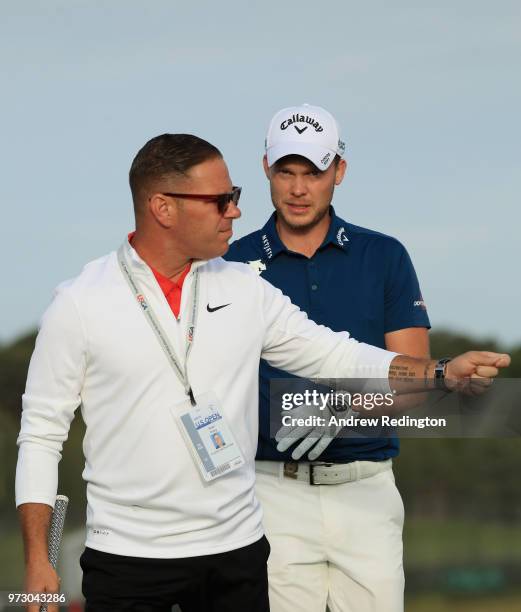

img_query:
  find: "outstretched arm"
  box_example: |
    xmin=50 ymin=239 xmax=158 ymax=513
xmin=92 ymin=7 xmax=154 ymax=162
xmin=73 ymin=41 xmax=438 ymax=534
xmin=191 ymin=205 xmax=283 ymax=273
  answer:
xmin=276 ymin=351 xmax=510 ymax=460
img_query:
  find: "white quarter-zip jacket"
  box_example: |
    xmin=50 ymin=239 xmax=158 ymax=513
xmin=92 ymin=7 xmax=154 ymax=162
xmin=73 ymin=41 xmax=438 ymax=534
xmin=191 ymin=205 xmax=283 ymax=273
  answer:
xmin=16 ymin=239 xmax=395 ymax=558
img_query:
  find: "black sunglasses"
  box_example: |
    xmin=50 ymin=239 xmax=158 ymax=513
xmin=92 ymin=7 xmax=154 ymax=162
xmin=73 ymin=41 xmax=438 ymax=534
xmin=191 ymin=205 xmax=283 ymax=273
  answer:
xmin=161 ymin=186 xmax=242 ymax=214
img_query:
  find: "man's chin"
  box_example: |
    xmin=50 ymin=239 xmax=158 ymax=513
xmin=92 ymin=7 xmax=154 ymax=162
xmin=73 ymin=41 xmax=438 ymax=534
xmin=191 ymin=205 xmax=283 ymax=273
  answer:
xmin=281 ymin=216 xmax=319 ymax=232
xmin=219 ymin=243 xmax=231 ymax=257
xmin=276 ymin=208 xmax=326 ymax=232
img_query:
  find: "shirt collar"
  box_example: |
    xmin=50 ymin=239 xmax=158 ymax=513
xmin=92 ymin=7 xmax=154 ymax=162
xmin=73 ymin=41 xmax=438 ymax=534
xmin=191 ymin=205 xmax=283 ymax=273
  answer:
xmin=259 ymin=206 xmax=350 ymax=258
xmin=322 ymin=206 xmax=350 ymax=252
xmin=258 ymin=214 xmax=287 ymax=260
xmin=124 ymin=232 xmax=207 ymax=276
xmin=151 ymin=263 xmax=191 ymax=295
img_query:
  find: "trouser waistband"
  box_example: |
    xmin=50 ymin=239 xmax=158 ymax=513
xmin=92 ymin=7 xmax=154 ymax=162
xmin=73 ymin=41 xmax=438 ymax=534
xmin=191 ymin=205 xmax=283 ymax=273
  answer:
xmin=255 ymin=459 xmax=392 ymax=485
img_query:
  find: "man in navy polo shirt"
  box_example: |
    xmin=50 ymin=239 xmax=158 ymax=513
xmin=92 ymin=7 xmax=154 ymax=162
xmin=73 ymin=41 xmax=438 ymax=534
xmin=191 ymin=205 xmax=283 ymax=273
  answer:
xmin=225 ymin=104 xmax=431 ymax=612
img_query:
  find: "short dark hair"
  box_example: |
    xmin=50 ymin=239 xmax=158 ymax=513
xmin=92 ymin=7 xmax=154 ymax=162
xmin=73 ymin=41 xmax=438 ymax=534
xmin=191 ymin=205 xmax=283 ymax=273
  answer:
xmin=129 ymin=133 xmax=222 ymax=213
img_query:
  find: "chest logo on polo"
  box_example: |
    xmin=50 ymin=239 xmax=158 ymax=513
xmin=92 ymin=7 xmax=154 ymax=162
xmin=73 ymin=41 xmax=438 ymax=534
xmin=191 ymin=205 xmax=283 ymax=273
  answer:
xmin=336 ymin=227 xmax=349 ymax=245
xmin=247 ymin=259 xmax=267 ymax=275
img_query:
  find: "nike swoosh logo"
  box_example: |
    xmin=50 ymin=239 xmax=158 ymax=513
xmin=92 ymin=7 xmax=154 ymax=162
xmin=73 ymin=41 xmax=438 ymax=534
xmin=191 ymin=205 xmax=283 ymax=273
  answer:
xmin=294 ymin=125 xmax=308 ymax=134
xmin=207 ymin=303 xmax=231 ymax=313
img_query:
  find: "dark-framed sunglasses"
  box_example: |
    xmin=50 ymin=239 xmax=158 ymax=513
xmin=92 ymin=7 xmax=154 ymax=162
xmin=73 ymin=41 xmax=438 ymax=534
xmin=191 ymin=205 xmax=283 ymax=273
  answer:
xmin=161 ymin=186 xmax=242 ymax=214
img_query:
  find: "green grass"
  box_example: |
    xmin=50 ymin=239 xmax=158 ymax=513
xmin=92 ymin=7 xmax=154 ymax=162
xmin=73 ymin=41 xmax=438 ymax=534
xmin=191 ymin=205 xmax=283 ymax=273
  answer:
xmin=404 ymin=518 xmax=521 ymax=568
xmin=405 ymin=593 xmax=521 ymax=612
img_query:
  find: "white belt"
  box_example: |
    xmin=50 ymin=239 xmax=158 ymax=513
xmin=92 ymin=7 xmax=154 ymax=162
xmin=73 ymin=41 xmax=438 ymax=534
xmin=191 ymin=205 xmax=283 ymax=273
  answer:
xmin=255 ymin=459 xmax=392 ymax=485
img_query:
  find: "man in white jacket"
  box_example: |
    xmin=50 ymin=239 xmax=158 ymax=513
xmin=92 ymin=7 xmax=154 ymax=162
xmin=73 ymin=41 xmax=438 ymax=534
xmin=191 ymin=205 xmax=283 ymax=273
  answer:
xmin=16 ymin=133 xmax=510 ymax=612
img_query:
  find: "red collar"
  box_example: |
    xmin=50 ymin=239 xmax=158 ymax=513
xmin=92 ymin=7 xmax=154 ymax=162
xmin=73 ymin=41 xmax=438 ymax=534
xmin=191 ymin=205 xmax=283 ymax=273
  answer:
xmin=128 ymin=231 xmax=191 ymax=317
xmin=151 ymin=263 xmax=191 ymax=295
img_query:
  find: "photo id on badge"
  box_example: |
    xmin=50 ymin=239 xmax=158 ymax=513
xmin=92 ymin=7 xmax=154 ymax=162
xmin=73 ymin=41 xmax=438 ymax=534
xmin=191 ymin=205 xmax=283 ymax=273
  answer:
xmin=175 ymin=392 xmax=245 ymax=482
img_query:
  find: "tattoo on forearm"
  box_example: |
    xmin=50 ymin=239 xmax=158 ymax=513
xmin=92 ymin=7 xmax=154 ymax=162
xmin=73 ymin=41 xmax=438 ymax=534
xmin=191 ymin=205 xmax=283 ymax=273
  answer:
xmin=389 ymin=364 xmax=418 ymax=383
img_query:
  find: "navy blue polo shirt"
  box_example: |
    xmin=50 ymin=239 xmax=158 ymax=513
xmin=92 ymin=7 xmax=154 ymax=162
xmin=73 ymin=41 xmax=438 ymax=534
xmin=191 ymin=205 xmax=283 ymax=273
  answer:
xmin=225 ymin=207 xmax=430 ymax=462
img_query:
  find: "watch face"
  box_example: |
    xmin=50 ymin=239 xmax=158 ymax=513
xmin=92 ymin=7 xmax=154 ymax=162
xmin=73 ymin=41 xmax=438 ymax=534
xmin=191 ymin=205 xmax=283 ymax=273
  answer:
xmin=434 ymin=359 xmax=451 ymax=390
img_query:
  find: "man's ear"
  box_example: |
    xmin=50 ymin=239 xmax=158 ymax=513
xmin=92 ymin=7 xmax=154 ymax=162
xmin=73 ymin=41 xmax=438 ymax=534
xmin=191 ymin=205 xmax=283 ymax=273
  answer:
xmin=335 ymin=159 xmax=347 ymax=186
xmin=262 ymin=155 xmax=271 ymax=179
xmin=148 ymin=193 xmax=175 ymax=228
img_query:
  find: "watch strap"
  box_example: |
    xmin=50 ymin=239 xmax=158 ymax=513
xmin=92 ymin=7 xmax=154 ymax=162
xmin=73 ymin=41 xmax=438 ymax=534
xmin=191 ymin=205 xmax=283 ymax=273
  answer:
xmin=434 ymin=358 xmax=452 ymax=391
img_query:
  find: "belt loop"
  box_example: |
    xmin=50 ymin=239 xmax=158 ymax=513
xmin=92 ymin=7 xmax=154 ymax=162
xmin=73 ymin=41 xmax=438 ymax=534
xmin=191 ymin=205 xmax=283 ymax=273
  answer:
xmin=354 ymin=461 xmax=361 ymax=482
xmin=278 ymin=462 xmax=284 ymax=480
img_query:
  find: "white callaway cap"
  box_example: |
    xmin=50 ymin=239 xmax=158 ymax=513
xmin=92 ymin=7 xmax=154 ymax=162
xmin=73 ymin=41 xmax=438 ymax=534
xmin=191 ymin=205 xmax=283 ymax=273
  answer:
xmin=265 ymin=103 xmax=345 ymax=171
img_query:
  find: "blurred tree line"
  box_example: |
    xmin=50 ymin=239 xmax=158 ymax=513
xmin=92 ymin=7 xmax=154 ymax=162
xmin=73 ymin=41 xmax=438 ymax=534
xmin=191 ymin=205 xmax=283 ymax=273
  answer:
xmin=1 ymin=329 xmax=520 ymax=527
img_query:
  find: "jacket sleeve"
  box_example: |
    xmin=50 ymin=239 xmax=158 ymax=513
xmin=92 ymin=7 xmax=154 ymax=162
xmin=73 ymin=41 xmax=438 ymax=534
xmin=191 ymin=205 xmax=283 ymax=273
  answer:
xmin=258 ymin=275 xmax=396 ymax=384
xmin=15 ymin=286 xmax=86 ymax=507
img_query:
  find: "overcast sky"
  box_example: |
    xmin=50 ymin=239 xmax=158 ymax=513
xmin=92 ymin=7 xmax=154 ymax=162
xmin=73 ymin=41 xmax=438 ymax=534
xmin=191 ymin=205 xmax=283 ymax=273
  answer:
xmin=1 ymin=1 xmax=519 ymax=346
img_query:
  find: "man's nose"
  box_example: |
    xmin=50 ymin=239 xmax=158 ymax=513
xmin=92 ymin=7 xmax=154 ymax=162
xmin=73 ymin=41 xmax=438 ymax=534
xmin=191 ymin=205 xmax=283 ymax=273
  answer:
xmin=224 ymin=201 xmax=241 ymax=219
xmin=290 ymin=176 xmax=308 ymax=196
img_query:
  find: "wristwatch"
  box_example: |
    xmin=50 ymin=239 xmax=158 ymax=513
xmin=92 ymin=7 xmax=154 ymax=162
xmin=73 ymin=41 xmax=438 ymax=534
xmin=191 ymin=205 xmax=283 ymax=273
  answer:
xmin=434 ymin=358 xmax=452 ymax=391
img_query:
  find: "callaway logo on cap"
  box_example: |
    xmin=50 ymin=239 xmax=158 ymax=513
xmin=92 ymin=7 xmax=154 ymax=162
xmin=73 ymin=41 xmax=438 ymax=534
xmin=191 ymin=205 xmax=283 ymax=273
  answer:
xmin=265 ymin=103 xmax=346 ymax=170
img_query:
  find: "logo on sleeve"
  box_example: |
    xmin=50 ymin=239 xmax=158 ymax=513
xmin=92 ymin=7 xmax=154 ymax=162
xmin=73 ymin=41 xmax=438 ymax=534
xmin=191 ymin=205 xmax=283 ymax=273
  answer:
xmin=413 ymin=295 xmax=427 ymax=310
xmin=248 ymin=259 xmax=267 ymax=275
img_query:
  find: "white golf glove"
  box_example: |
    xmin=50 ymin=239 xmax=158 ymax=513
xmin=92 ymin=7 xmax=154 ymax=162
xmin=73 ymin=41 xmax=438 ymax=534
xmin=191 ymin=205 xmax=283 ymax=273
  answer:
xmin=275 ymin=398 xmax=354 ymax=461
